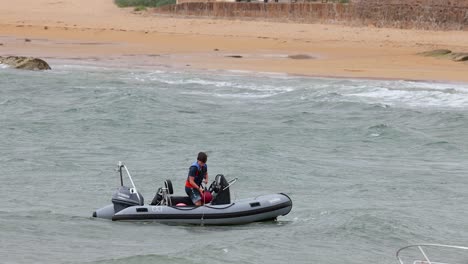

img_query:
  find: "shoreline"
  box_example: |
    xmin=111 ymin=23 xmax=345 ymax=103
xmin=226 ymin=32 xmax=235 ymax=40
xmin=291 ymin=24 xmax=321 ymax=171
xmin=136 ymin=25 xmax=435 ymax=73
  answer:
xmin=8 ymin=55 xmax=467 ymax=87
xmin=1 ymin=1 xmax=468 ymax=83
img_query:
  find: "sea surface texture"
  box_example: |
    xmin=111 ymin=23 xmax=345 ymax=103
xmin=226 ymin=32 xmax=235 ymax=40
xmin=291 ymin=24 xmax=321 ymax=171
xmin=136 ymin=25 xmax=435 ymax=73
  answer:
xmin=1 ymin=62 xmax=468 ymax=264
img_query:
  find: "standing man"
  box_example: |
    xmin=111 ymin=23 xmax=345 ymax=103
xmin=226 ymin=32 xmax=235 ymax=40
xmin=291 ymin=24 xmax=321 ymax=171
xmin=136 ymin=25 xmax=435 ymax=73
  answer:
xmin=185 ymin=152 xmax=208 ymax=206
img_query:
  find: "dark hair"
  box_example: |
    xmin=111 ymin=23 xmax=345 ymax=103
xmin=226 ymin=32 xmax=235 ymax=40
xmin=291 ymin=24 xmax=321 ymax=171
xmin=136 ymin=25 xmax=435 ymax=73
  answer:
xmin=197 ymin=152 xmax=207 ymax=163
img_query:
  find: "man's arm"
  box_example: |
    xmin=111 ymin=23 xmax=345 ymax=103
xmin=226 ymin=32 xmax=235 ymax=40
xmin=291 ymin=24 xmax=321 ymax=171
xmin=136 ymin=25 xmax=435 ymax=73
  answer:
xmin=188 ymin=176 xmax=203 ymax=193
xmin=204 ymin=172 xmax=208 ymax=184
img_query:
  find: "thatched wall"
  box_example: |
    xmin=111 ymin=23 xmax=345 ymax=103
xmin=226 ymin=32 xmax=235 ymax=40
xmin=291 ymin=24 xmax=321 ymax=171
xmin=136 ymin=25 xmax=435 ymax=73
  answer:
xmin=153 ymin=1 xmax=468 ymax=30
xmin=353 ymin=0 xmax=468 ymax=29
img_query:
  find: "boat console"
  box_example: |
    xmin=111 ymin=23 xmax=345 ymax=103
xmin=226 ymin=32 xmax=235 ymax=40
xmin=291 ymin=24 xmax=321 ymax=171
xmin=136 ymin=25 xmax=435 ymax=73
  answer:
xmin=149 ymin=174 xmax=236 ymax=206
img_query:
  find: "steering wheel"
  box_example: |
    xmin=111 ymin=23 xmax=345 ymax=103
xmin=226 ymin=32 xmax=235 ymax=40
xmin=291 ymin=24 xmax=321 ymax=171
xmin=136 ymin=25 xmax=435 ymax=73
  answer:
xmin=209 ymin=174 xmax=225 ymax=193
xmin=208 ymin=181 xmax=216 ymax=193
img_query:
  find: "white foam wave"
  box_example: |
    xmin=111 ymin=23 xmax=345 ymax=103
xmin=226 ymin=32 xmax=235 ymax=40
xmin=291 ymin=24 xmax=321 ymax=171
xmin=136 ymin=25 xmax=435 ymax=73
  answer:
xmin=225 ymin=69 xmax=255 ymax=74
xmin=214 ymin=92 xmax=284 ymax=99
xmin=213 ymin=69 xmax=293 ymax=79
xmin=143 ymin=74 xmax=295 ymax=97
xmin=0 ymin=64 xmax=9 ymax=69
xmin=341 ymin=80 xmax=468 ymax=108
xmin=181 ymin=89 xmax=289 ymax=99
xmin=54 ymin=64 xmax=120 ymax=73
xmin=91 ymin=67 xmax=468 ymax=107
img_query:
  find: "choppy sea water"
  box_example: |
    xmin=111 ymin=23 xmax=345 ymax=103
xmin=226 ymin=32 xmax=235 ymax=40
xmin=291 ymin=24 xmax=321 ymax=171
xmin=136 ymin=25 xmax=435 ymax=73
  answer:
xmin=1 ymin=60 xmax=468 ymax=264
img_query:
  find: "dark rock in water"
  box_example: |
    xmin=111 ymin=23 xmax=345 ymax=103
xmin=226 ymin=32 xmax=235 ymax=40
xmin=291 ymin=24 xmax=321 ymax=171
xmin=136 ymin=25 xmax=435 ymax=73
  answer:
xmin=226 ymin=55 xmax=243 ymax=58
xmin=418 ymin=49 xmax=452 ymax=57
xmin=451 ymin=53 xmax=468 ymax=62
xmin=0 ymin=56 xmax=51 ymax=70
xmin=288 ymin=54 xmax=314 ymax=60
xmin=418 ymin=49 xmax=468 ymax=64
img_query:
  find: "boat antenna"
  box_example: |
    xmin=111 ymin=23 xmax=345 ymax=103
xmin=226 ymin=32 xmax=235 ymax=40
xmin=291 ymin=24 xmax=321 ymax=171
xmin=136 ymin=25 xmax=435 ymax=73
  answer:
xmin=117 ymin=161 xmax=141 ymax=204
xmin=118 ymin=161 xmax=124 ymax=186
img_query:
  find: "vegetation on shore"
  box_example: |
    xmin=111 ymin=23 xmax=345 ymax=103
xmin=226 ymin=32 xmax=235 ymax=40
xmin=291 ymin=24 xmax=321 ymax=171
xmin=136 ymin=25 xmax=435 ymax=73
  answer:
xmin=419 ymin=49 xmax=468 ymax=62
xmin=114 ymin=0 xmax=176 ymax=8
xmin=115 ymin=0 xmax=348 ymax=6
xmin=133 ymin=6 xmax=147 ymax=11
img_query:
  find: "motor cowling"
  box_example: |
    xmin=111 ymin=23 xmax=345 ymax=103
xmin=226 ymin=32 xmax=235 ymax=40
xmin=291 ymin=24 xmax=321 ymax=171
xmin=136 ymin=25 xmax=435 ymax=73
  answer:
xmin=210 ymin=174 xmax=231 ymax=205
xmin=112 ymin=186 xmax=144 ymax=213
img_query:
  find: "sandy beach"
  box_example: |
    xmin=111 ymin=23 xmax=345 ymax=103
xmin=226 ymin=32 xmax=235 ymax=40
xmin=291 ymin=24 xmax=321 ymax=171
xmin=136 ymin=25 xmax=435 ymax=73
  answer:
xmin=1 ymin=0 xmax=468 ymax=82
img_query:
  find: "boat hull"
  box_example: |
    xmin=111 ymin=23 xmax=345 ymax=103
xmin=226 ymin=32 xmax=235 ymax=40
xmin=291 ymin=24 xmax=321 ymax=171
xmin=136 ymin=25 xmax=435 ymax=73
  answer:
xmin=94 ymin=193 xmax=292 ymax=225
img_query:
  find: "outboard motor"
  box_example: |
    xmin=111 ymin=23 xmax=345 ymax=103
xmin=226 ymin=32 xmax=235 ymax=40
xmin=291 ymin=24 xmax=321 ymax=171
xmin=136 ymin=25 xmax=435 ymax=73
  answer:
xmin=210 ymin=174 xmax=231 ymax=205
xmin=112 ymin=186 xmax=144 ymax=213
xmin=93 ymin=162 xmax=146 ymax=219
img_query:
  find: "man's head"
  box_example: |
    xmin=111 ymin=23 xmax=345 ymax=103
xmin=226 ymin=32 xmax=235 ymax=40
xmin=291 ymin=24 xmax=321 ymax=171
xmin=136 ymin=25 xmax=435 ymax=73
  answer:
xmin=197 ymin=152 xmax=207 ymax=164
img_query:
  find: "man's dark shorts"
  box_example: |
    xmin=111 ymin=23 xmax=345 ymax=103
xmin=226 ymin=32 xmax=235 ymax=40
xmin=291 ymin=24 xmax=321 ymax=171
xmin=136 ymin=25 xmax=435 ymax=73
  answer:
xmin=185 ymin=187 xmax=201 ymax=204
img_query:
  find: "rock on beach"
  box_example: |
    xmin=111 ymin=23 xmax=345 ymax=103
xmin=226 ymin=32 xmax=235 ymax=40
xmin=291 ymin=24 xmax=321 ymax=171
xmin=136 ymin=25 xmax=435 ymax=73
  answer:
xmin=0 ymin=56 xmax=51 ymax=70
